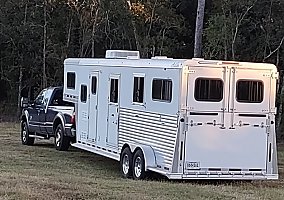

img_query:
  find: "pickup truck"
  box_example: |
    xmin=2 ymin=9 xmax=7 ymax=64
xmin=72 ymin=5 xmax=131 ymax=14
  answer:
xmin=20 ymin=86 xmax=75 ymax=151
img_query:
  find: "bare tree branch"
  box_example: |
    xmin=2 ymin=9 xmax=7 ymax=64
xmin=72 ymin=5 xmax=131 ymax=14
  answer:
xmin=263 ymin=35 xmax=284 ymax=61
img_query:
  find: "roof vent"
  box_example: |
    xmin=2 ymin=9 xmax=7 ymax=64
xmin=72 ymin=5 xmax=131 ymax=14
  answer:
xmin=105 ymin=50 xmax=140 ymax=59
xmin=151 ymin=56 xmax=173 ymax=60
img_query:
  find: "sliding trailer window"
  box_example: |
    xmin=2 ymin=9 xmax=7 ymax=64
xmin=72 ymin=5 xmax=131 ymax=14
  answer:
xmin=194 ymin=78 xmax=223 ymax=102
xmin=133 ymin=75 xmax=145 ymax=103
xmin=67 ymin=72 xmax=76 ymax=89
xmin=80 ymin=85 xmax=87 ymax=103
xmin=236 ymin=80 xmax=264 ymax=103
xmin=110 ymin=78 xmax=119 ymax=103
xmin=152 ymin=79 xmax=172 ymax=102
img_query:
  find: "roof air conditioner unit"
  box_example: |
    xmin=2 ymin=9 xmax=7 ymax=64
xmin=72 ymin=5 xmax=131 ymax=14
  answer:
xmin=105 ymin=50 xmax=140 ymax=59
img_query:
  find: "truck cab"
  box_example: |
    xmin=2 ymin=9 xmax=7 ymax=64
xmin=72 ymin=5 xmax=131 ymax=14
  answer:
xmin=20 ymin=87 xmax=75 ymax=150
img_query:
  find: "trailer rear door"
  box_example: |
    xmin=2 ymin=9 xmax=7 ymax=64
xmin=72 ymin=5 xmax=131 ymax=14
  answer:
xmin=184 ymin=66 xmax=271 ymax=173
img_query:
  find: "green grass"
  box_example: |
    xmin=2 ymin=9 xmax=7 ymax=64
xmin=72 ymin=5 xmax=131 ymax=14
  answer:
xmin=0 ymin=122 xmax=284 ymax=200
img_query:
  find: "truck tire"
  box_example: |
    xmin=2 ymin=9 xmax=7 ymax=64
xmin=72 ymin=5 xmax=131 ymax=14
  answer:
xmin=132 ymin=149 xmax=146 ymax=180
xmin=55 ymin=124 xmax=70 ymax=151
xmin=21 ymin=121 xmax=35 ymax=145
xmin=120 ymin=147 xmax=133 ymax=178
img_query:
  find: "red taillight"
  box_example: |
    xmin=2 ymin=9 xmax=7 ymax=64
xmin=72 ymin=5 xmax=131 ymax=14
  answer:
xmin=71 ymin=112 xmax=75 ymax=124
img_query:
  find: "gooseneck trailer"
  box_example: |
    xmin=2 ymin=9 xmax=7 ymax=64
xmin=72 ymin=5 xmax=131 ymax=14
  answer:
xmin=63 ymin=50 xmax=278 ymax=180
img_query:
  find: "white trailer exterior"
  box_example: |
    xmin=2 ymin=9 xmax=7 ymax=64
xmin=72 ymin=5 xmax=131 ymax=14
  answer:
xmin=63 ymin=50 xmax=278 ymax=180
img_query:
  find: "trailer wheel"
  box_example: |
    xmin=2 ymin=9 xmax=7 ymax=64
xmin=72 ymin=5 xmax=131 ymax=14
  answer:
xmin=55 ymin=124 xmax=70 ymax=151
xmin=133 ymin=149 xmax=146 ymax=180
xmin=120 ymin=147 xmax=133 ymax=178
xmin=21 ymin=121 xmax=35 ymax=145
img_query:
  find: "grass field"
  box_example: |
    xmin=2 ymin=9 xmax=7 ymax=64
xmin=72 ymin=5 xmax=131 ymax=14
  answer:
xmin=0 ymin=123 xmax=284 ymax=200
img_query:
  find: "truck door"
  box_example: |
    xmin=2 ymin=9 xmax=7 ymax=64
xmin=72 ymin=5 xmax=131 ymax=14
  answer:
xmin=88 ymin=72 xmax=99 ymax=143
xmin=39 ymin=88 xmax=54 ymax=134
xmin=107 ymin=74 xmax=120 ymax=149
xmin=29 ymin=89 xmax=49 ymax=133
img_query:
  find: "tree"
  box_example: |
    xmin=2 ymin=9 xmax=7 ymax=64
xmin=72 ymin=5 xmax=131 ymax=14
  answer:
xmin=194 ymin=0 xmax=205 ymax=58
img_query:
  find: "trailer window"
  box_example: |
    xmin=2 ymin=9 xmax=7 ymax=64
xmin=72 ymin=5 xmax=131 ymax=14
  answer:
xmin=236 ymin=80 xmax=263 ymax=103
xmin=152 ymin=79 xmax=172 ymax=102
xmin=133 ymin=77 xmax=144 ymax=103
xmin=80 ymin=85 xmax=87 ymax=103
xmin=110 ymin=79 xmax=119 ymax=103
xmin=194 ymin=78 xmax=223 ymax=102
xmin=67 ymin=72 xmax=76 ymax=89
xmin=91 ymin=76 xmax=97 ymax=95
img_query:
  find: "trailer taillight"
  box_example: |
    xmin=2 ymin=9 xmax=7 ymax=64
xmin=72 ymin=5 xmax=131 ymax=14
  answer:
xmin=71 ymin=112 xmax=75 ymax=124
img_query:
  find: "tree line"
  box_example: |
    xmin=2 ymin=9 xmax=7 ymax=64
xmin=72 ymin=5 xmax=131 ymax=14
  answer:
xmin=0 ymin=0 xmax=283 ymax=129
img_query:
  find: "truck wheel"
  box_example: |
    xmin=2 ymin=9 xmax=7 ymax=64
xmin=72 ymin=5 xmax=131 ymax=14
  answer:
xmin=21 ymin=121 xmax=35 ymax=145
xmin=120 ymin=147 xmax=133 ymax=178
xmin=132 ymin=149 xmax=146 ymax=180
xmin=55 ymin=124 xmax=70 ymax=151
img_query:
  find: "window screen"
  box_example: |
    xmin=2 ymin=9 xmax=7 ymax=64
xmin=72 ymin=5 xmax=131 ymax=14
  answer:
xmin=67 ymin=72 xmax=76 ymax=89
xmin=152 ymin=79 xmax=172 ymax=102
xmin=91 ymin=76 xmax=97 ymax=95
xmin=236 ymin=80 xmax=263 ymax=103
xmin=80 ymin=85 xmax=87 ymax=103
xmin=110 ymin=79 xmax=119 ymax=103
xmin=133 ymin=77 xmax=144 ymax=103
xmin=194 ymin=78 xmax=223 ymax=102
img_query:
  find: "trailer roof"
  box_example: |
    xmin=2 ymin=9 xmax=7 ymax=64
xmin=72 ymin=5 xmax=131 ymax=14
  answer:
xmin=64 ymin=58 xmax=277 ymax=70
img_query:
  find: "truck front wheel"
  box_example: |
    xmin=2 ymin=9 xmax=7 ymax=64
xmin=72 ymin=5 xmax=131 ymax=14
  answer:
xmin=21 ymin=121 xmax=35 ymax=145
xmin=55 ymin=124 xmax=70 ymax=151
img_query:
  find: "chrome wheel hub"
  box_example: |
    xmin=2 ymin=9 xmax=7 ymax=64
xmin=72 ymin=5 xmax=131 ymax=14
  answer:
xmin=22 ymin=127 xmax=27 ymax=142
xmin=134 ymin=157 xmax=142 ymax=178
xmin=122 ymin=154 xmax=130 ymax=175
xmin=55 ymin=129 xmax=61 ymax=147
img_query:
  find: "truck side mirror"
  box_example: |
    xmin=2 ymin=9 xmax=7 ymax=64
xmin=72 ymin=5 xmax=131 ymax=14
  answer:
xmin=20 ymin=97 xmax=29 ymax=108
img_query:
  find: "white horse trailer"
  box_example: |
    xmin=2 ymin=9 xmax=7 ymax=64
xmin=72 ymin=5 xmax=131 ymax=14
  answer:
xmin=63 ymin=50 xmax=278 ymax=180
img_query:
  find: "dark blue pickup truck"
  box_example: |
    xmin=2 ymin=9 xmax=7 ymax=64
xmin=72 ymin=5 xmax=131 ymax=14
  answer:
xmin=20 ymin=87 xmax=75 ymax=150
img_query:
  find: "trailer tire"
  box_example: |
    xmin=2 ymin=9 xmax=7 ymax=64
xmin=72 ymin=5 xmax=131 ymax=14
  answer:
xmin=21 ymin=121 xmax=35 ymax=145
xmin=132 ymin=149 xmax=146 ymax=180
xmin=55 ymin=124 xmax=70 ymax=151
xmin=120 ymin=147 xmax=133 ymax=178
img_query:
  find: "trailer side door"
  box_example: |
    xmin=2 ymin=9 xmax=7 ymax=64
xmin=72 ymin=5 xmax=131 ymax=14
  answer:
xmin=88 ymin=72 xmax=99 ymax=143
xmin=107 ymin=74 xmax=120 ymax=149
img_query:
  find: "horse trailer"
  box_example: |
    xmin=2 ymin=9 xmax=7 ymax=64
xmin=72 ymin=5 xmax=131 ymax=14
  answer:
xmin=63 ymin=50 xmax=278 ymax=180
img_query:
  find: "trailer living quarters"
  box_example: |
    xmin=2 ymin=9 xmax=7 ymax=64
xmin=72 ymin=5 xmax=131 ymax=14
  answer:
xmin=63 ymin=50 xmax=278 ymax=180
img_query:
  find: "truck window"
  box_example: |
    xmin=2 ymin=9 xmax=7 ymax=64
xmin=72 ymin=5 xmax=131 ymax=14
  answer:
xmin=80 ymin=85 xmax=87 ymax=103
xmin=110 ymin=79 xmax=118 ymax=103
xmin=152 ymin=79 xmax=172 ymax=102
xmin=194 ymin=78 xmax=223 ymax=102
xmin=67 ymin=72 xmax=76 ymax=89
xmin=236 ymin=80 xmax=263 ymax=103
xmin=51 ymin=89 xmax=74 ymax=106
xmin=133 ymin=76 xmax=144 ymax=103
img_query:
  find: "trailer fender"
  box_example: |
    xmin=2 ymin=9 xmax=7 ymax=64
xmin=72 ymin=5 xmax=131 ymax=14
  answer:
xmin=129 ymin=144 xmax=157 ymax=170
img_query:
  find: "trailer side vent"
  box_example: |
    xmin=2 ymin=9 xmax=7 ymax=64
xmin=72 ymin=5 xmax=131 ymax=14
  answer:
xmin=105 ymin=50 xmax=140 ymax=59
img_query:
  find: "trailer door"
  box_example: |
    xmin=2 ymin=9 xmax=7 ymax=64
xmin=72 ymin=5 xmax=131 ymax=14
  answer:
xmin=88 ymin=72 xmax=99 ymax=143
xmin=77 ymin=84 xmax=89 ymax=142
xmin=184 ymin=66 xmax=271 ymax=172
xmin=184 ymin=66 xmax=230 ymax=171
xmin=225 ymin=67 xmax=272 ymax=169
xmin=107 ymin=74 xmax=120 ymax=149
